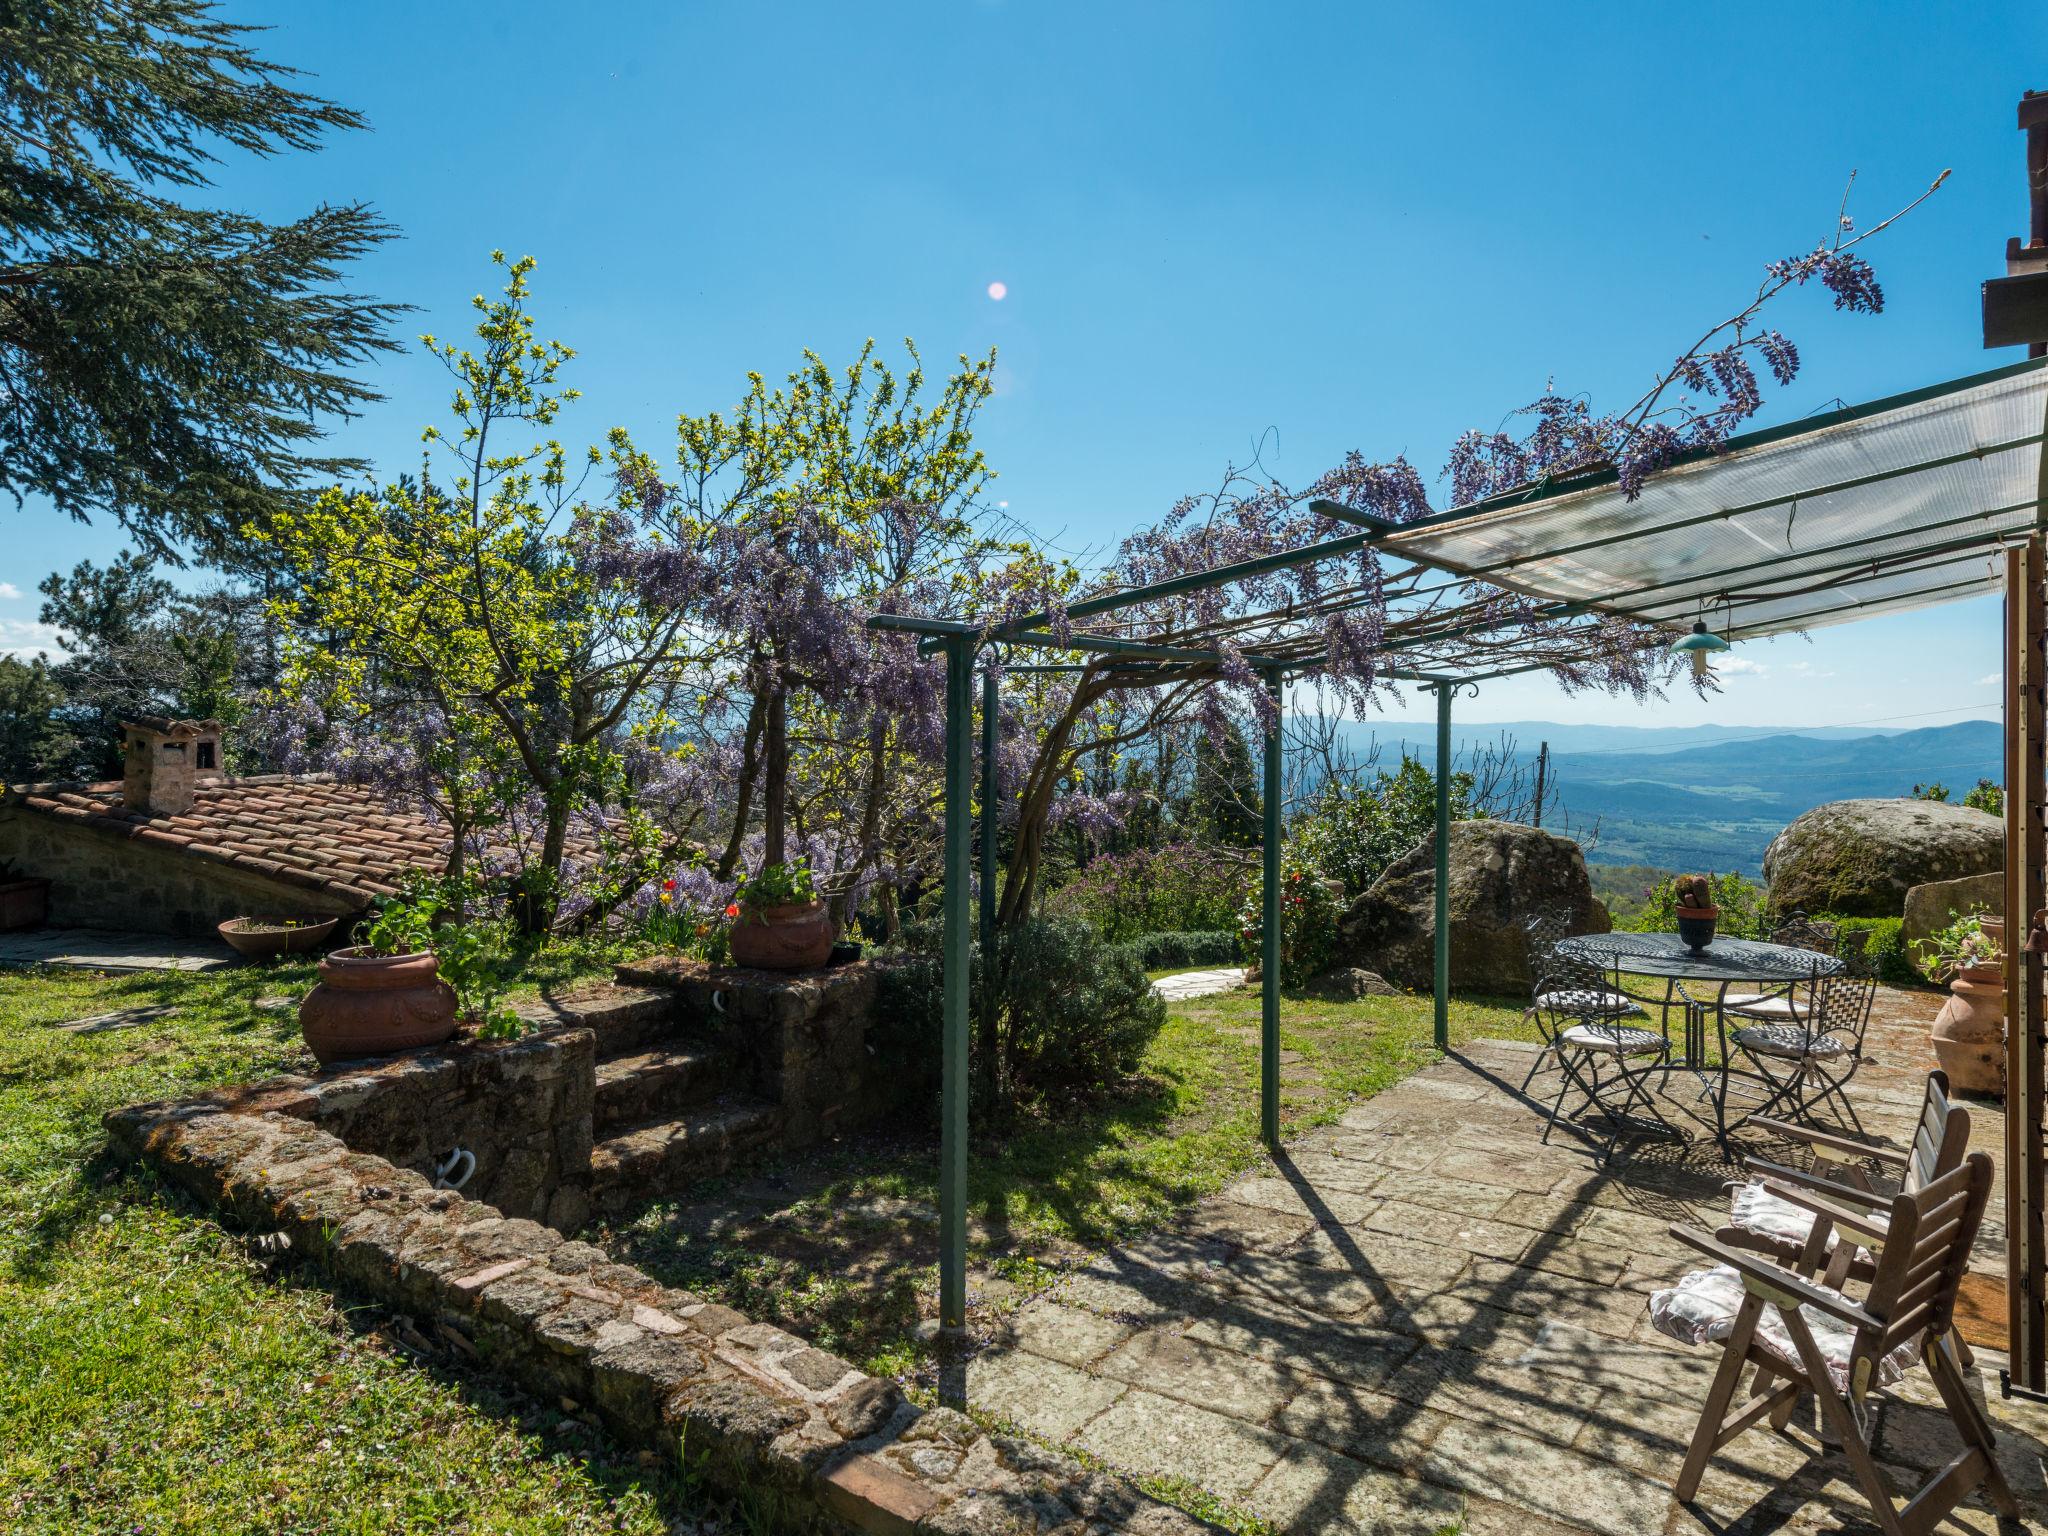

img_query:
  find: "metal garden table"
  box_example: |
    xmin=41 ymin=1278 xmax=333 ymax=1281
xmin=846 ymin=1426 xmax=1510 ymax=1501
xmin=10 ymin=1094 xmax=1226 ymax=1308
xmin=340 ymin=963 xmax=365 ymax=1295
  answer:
xmin=1553 ymin=932 xmax=1845 ymax=1144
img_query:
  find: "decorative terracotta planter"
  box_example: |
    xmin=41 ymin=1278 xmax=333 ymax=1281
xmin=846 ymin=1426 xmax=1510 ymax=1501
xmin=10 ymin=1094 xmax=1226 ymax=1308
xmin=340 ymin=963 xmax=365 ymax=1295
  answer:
xmin=1676 ymin=903 xmax=1720 ymax=954
xmin=727 ymin=899 xmax=835 ymax=971
xmin=0 ymin=877 xmax=49 ymax=932
xmin=298 ymin=946 xmax=458 ymax=1066
xmin=1931 ymin=960 xmax=2005 ymax=1096
xmin=218 ymin=915 xmax=339 ymax=959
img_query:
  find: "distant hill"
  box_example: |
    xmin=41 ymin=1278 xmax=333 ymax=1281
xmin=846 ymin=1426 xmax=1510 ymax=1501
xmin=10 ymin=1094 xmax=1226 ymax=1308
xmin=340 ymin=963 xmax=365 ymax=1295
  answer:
xmin=1318 ymin=718 xmax=2003 ymax=875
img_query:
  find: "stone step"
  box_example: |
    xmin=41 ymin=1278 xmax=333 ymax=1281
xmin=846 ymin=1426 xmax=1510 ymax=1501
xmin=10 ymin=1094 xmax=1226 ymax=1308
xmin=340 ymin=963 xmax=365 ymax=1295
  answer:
xmin=594 ymin=1045 xmax=731 ymax=1136
xmin=516 ymin=983 xmax=686 ymax=1060
xmin=589 ymin=1099 xmax=785 ymax=1211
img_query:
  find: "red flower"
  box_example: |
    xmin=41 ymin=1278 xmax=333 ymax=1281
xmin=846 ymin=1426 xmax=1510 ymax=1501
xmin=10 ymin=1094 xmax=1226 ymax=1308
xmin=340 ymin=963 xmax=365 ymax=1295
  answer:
xmin=725 ymin=903 xmax=740 ymax=919
xmin=662 ymin=878 xmax=676 ymax=892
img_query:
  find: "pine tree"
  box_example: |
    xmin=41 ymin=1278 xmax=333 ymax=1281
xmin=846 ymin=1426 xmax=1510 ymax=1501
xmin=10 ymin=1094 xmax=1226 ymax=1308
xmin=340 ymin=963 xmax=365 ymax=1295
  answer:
xmin=0 ymin=0 xmax=402 ymax=559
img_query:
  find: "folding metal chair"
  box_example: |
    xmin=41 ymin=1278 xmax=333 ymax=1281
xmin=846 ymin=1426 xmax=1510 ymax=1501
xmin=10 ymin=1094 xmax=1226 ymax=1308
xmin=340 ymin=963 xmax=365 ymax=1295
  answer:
xmin=1653 ymin=1154 xmax=2016 ymax=1535
xmin=1532 ymin=951 xmax=1673 ymax=1164
xmin=1722 ymin=910 xmax=1840 ymax=1023
xmin=1517 ymin=908 xmax=1644 ymax=1093
xmin=1726 ymin=970 xmax=1878 ymax=1135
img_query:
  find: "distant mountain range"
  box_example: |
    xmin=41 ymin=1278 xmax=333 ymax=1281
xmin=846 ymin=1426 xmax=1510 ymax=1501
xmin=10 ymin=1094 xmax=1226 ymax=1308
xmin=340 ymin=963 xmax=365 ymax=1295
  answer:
xmin=1319 ymin=718 xmax=2003 ymax=875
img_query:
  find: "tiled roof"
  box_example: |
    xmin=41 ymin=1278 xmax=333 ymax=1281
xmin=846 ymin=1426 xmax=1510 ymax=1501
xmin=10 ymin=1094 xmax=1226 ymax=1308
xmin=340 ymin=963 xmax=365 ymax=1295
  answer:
xmin=0 ymin=774 xmax=448 ymax=905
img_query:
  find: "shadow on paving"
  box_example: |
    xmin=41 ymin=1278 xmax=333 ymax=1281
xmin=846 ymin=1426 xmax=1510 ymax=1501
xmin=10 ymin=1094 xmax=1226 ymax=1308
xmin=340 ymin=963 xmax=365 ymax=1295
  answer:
xmin=954 ymin=1010 xmax=2048 ymax=1536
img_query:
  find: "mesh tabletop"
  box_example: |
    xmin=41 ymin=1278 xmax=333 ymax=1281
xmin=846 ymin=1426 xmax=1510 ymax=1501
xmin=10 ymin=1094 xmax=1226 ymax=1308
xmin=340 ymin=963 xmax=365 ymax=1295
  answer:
xmin=1555 ymin=932 xmax=1844 ymax=983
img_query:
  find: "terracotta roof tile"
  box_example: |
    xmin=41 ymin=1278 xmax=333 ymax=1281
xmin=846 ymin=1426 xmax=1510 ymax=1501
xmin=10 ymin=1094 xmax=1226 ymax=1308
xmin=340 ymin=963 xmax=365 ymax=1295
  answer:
xmin=0 ymin=774 xmax=462 ymax=905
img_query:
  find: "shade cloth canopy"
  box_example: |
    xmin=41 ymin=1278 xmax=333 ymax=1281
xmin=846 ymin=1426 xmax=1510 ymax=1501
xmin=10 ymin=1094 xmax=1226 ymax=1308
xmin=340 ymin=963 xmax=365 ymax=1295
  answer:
xmin=1379 ymin=357 xmax=2048 ymax=643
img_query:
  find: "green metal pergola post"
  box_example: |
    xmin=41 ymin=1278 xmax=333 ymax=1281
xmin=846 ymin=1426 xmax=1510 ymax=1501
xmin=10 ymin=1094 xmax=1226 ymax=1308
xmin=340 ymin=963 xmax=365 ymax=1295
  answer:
xmin=940 ymin=636 xmax=974 ymax=1330
xmin=979 ymin=664 xmax=998 ymax=960
xmin=1261 ymin=668 xmax=1283 ymax=1146
xmin=1432 ymin=681 xmax=1452 ymax=1052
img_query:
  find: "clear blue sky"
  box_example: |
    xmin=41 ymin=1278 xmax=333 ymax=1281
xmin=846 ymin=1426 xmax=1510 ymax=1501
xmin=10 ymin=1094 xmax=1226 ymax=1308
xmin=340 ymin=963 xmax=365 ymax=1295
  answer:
xmin=6 ymin=0 xmax=2045 ymax=733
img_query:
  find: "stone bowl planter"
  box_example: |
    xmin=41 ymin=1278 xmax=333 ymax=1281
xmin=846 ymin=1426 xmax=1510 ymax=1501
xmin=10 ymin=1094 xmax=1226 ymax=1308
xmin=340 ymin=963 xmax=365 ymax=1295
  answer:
xmin=218 ymin=915 xmax=339 ymax=959
xmin=728 ymin=899 xmax=835 ymax=971
xmin=0 ymin=875 xmax=49 ymax=932
xmin=1675 ymin=903 xmax=1720 ymax=954
xmin=1931 ymin=959 xmax=2005 ymax=1096
xmin=298 ymin=946 xmax=458 ymax=1066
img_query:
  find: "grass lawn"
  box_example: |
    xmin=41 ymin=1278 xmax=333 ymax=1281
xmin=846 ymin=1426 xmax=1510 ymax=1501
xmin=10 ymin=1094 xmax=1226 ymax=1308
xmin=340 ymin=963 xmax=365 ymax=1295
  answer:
xmin=0 ymin=949 xmax=720 ymax=1536
xmin=1 ymin=951 xmax=1528 ymax=1534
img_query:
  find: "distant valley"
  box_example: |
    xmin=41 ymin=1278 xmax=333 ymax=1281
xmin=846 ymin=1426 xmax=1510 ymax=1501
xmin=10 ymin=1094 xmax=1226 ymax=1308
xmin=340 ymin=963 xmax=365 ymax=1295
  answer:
xmin=1324 ymin=718 xmax=2004 ymax=876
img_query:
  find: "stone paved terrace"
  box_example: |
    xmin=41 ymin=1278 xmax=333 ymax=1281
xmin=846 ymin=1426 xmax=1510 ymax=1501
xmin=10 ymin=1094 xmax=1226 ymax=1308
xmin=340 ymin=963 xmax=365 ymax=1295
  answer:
xmin=964 ymin=987 xmax=2048 ymax=1534
xmin=0 ymin=926 xmax=235 ymax=971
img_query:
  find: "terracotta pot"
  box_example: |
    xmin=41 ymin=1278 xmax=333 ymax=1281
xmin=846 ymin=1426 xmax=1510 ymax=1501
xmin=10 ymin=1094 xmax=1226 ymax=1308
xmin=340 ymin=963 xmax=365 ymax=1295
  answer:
xmin=298 ymin=946 xmax=458 ymax=1066
xmin=727 ymin=899 xmax=835 ymax=971
xmin=1931 ymin=960 xmax=2005 ymax=1096
xmin=0 ymin=877 xmax=48 ymax=932
xmin=218 ymin=915 xmax=339 ymax=959
xmin=1676 ymin=904 xmax=1720 ymax=954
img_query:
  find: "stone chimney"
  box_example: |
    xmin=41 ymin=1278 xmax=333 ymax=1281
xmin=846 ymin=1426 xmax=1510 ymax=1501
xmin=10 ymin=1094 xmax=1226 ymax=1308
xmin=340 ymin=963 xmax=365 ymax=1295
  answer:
xmin=119 ymin=717 xmax=223 ymax=816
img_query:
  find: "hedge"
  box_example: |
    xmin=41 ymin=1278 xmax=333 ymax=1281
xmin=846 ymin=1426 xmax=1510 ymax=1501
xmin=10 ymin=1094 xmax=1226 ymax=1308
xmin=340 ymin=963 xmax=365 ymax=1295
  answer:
xmin=1118 ymin=930 xmax=1241 ymax=970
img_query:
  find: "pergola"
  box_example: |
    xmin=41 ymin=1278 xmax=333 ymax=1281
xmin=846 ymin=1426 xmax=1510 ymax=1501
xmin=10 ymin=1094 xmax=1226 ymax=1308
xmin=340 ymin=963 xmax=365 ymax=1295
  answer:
xmin=867 ymin=353 xmax=2048 ymax=1395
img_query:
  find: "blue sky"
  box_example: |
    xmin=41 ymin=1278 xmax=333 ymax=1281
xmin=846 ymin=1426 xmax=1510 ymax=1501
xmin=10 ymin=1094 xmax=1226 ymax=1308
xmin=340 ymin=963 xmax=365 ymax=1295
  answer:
xmin=7 ymin=0 xmax=2044 ymax=732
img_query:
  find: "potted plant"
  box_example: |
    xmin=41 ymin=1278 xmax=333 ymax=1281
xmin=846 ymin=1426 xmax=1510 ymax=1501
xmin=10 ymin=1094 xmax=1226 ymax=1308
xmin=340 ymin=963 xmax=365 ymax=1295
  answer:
xmin=0 ymin=859 xmax=49 ymax=931
xmin=217 ymin=914 xmax=341 ymax=960
xmin=298 ymin=887 xmax=459 ymax=1066
xmin=1674 ymin=873 xmax=1720 ymax=954
xmin=1913 ymin=907 xmax=2005 ymax=1094
xmin=728 ymin=856 xmax=835 ymax=971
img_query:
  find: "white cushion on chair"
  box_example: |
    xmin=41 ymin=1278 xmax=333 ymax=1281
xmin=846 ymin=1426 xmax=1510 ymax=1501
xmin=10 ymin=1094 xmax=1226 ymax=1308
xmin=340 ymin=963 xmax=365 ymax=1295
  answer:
xmin=1724 ymin=992 xmax=1807 ymax=1021
xmin=1560 ymin=1021 xmax=1664 ymax=1055
xmin=1732 ymin=1024 xmax=1847 ymax=1060
xmin=1647 ymin=1264 xmax=1918 ymax=1392
xmin=1728 ymin=1182 xmax=1873 ymax=1266
xmin=1535 ymin=988 xmax=1644 ymax=1017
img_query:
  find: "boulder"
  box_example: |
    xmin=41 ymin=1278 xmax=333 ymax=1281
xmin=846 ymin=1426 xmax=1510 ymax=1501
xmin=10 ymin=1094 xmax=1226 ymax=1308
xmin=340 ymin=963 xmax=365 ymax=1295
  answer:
xmin=1335 ymin=820 xmax=1610 ymax=994
xmin=1902 ymin=871 xmax=2005 ymax=957
xmin=1763 ymin=799 xmax=2003 ymax=919
xmin=1303 ymin=966 xmax=1400 ymax=1000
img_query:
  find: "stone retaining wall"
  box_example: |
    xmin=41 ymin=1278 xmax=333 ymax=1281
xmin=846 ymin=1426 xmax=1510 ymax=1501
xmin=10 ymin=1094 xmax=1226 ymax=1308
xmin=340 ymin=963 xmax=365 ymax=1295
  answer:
xmin=204 ymin=1028 xmax=595 ymax=1230
xmin=614 ymin=957 xmax=905 ymax=1147
xmin=105 ymin=1096 xmax=1215 ymax=1536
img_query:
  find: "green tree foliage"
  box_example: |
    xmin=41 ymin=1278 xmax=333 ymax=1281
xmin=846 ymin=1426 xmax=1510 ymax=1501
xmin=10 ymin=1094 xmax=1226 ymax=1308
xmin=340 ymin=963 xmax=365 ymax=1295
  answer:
xmin=1911 ymin=781 xmax=1950 ymax=802
xmin=1187 ymin=719 xmax=1261 ymax=847
xmin=0 ymin=654 xmax=63 ymax=781
xmin=1962 ymin=778 xmax=2003 ymax=816
xmin=1290 ymin=754 xmax=1476 ymax=896
xmin=1620 ymin=871 xmax=1767 ymax=937
xmin=0 ymin=0 xmax=401 ymax=558
xmin=11 ymin=549 xmax=272 ymax=779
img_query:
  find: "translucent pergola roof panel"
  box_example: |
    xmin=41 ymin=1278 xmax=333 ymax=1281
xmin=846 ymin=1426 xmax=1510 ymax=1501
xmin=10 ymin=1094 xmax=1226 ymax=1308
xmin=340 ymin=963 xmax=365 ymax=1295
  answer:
xmin=1379 ymin=358 xmax=2048 ymax=641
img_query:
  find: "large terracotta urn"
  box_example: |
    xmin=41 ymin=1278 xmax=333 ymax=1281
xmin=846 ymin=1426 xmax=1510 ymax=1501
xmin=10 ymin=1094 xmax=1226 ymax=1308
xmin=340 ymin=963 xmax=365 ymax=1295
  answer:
xmin=1931 ymin=918 xmax=2004 ymax=1096
xmin=299 ymin=947 xmax=458 ymax=1066
xmin=727 ymin=899 xmax=834 ymax=971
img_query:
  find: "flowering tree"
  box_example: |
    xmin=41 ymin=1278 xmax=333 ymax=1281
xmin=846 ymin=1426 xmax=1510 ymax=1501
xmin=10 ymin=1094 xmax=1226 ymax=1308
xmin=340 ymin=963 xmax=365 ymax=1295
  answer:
xmin=981 ymin=177 xmax=1942 ymax=927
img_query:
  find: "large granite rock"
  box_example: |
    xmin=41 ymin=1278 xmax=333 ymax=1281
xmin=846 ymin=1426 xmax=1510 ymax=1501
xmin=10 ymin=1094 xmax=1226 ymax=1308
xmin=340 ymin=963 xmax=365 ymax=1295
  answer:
xmin=1902 ymin=871 xmax=2006 ymax=956
xmin=1335 ymin=820 xmax=1610 ymax=994
xmin=1763 ymin=798 xmax=2003 ymax=919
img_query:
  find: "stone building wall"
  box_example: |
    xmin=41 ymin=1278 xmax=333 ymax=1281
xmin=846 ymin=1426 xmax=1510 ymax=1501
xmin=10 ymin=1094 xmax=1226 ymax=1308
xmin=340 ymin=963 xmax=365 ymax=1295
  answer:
xmin=208 ymin=1027 xmax=596 ymax=1230
xmin=0 ymin=808 xmax=360 ymax=937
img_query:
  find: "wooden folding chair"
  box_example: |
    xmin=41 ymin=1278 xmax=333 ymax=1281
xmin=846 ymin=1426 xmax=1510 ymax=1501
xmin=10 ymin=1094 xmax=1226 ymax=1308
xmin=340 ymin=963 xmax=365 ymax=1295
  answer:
xmin=1719 ymin=1070 xmax=1975 ymax=1365
xmin=1656 ymin=1153 xmax=2016 ymax=1535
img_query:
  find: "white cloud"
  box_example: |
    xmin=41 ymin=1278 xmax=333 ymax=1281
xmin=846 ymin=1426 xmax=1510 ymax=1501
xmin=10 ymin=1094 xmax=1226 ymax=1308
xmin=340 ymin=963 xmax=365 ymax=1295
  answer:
xmin=1975 ymin=673 xmax=2001 ymax=688
xmin=1717 ymin=657 xmax=1768 ymax=676
xmin=0 ymin=582 xmax=19 ymax=600
xmin=1783 ymin=660 xmax=1837 ymax=679
xmin=0 ymin=618 xmax=62 ymax=661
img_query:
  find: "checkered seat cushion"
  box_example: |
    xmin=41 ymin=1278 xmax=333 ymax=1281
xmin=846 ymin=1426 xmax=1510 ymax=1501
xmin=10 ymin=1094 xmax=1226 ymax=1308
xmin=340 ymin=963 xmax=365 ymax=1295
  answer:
xmin=1647 ymin=1264 xmax=1917 ymax=1393
xmin=1726 ymin=1181 xmax=1873 ymax=1266
xmin=1732 ymin=1024 xmax=1848 ymax=1060
xmin=1535 ymin=987 xmax=1644 ymax=1017
xmin=1722 ymin=990 xmax=1808 ymax=1022
xmin=1559 ymin=1021 xmax=1665 ymax=1055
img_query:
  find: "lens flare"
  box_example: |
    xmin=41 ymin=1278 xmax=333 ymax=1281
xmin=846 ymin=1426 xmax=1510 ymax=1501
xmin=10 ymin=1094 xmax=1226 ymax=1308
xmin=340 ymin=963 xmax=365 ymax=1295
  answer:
xmin=986 ymin=281 xmax=1008 ymax=301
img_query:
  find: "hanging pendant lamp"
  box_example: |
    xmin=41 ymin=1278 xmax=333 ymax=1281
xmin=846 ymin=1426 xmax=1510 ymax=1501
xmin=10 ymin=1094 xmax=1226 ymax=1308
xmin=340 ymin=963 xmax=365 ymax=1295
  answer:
xmin=1670 ymin=619 xmax=1732 ymax=683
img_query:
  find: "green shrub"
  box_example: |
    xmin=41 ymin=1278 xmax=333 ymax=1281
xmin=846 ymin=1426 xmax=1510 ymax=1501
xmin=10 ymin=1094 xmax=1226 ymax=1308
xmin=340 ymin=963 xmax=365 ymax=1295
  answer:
xmin=1120 ymin=930 xmax=1240 ymax=970
xmin=1290 ymin=755 xmax=1476 ymax=896
xmin=1044 ymin=842 xmax=1251 ymax=941
xmin=1236 ymin=862 xmax=1345 ymax=986
xmin=1828 ymin=915 xmax=1915 ymax=985
xmin=872 ymin=917 xmax=1167 ymax=1115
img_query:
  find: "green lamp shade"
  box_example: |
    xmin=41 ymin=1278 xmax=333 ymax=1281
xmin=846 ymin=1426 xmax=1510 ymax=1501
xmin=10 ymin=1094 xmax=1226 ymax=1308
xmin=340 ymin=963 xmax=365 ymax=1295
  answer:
xmin=1671 ymin=620 xmax=1731 ymax=681
xmin=1670 ymin=621 xmax=1731 ymax=656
